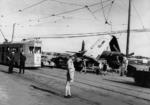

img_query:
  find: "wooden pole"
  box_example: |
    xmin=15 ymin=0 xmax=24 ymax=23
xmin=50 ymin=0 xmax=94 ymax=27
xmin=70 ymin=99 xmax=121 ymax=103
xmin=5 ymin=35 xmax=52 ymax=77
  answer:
xmin=126 ymin=0 xmax=131 ymax=56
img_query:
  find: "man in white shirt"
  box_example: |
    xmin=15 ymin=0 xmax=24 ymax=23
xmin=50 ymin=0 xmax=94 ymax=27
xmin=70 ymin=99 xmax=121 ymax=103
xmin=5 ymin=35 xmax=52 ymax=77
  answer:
xmin=65 ymin=55 xmax=75 ymax=98
xmin=120 ymin=56 xmax=128 ymax=76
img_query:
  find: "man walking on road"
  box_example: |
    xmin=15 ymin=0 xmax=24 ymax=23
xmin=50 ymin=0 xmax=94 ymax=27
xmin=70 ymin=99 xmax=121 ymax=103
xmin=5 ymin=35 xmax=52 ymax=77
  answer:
xmin=19 ymin=51 xmax=26 ymax=74
xmin=65 ymin=55 xmax=75 ymax=98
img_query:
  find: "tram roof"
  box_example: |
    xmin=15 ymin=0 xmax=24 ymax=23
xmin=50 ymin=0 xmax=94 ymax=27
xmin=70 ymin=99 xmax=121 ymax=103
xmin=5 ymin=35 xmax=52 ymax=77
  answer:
xmin=0 ymin=39 xmax=42 ymax=45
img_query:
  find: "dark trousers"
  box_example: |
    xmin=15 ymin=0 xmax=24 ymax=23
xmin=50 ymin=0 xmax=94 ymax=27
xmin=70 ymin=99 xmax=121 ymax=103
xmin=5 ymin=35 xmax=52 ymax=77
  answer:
xmin=19 ymin=64 xmax=25 ymax=74
xmin=8 ymin=63 xmax=13 ymax=73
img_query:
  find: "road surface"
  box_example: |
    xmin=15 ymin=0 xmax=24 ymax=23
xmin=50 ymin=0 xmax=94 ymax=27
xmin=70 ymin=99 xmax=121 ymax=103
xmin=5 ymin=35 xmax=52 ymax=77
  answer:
xmin=0 ymin=65 xmax=150 ymax=105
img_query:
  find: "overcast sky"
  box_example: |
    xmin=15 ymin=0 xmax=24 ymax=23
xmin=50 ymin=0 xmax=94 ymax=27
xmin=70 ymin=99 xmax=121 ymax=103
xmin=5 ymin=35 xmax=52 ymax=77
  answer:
xmin=0 ymin=0 xmax=150 ymax=57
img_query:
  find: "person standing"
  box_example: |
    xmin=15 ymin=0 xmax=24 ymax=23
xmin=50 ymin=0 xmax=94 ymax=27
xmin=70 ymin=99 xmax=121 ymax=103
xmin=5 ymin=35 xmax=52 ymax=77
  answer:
xmin=103 ymin=61 xmax=107 ymax=76
xmin=65 ymin=55 xmax=75 ymax=98
xmin=7 ymin=51 xmax=15 ymax=73
xmin=80 ymin=59 xmax=87 ymax=73
xmin=19 ymin=51 xmax=26 ymax=74
xmin=120 ymin=56 xmax=128 ymax=76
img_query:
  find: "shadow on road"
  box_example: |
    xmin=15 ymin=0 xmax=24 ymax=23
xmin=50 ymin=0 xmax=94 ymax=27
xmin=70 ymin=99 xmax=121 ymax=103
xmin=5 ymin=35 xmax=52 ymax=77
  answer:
xmin=104 ymin=78 xmax=150 ymax=88
xmin=105 ymin=78 xmax=136 ymax=85
xmin=30 ymin=85 xmax=63 ymax=97
xmin=0 ymin=70 xmax=18 ymax=74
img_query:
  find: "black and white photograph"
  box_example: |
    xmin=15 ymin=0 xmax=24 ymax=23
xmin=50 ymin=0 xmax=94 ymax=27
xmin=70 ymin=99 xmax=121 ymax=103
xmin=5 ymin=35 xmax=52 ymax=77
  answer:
xmin=0 ymin=0 xmax=150 ymax=105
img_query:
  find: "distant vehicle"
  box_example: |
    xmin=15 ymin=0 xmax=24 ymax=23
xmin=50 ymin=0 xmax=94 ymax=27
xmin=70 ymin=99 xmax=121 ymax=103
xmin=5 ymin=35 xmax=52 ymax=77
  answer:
xmin=0 ymin=39 xmax=42 ymax=68
xmin=51 ymin=54 xmax=68 ymax=69
xmin=127 ymin=57 xmax=150 ymax=86
xmin=41 ymin=55 xmax=50 ymax=67
xmin=41 ymin=55 xmax=56 ymax=68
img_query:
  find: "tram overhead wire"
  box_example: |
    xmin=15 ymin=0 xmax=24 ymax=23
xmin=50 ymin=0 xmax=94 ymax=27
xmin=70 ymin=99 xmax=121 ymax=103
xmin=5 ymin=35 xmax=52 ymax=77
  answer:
xmin=18 ymin=0 xmax=86 ymax=12
xmin=18 ymin=0 xmax=49 ymax=12
xmin=39 ymin=0 xmax=112 ymax=20
xmin=25 ymin=28 xmax=150 ymax=40
xmin=132 ymin=2 xmax=145 ymax=29
xmin=16 ymin=0 xmax=113 ymax=26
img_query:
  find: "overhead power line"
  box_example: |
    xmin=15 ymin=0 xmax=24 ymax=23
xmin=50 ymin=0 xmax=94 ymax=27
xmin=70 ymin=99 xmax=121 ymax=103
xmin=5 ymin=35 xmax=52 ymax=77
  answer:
xmin=50 ymin=0 xmax=83 ymax=6
xmin=85 ymin=5 xmax=97 ymax=20
xmin=18 ymin=0 xmax=48 ymax=12
xmin=18 ymin=0 xmax=84 ymax=12
xmin=118 ymin=0 xmax=145 ymax=29
xmin=101 ymin=0 xmax=107 ymax=22
xmin=25 ymin=28 xmax=150 ymax=39
xmin=132 ymin=2 xmax=145 ymax=29
xmin=106 ymin=0 xmax=115 ymax=20
xmin=93 ymin=2 xmax=112 ymax=13
xmin=100 ymin=0 xmax=115 ymax=24
xmin=39 ymin=0 xmax=112 ymax=20
xmin=17 ymin=0 xmax=112 ymax=25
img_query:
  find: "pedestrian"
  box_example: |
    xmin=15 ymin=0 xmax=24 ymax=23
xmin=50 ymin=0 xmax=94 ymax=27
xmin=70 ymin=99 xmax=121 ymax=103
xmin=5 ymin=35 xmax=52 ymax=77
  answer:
xmin=103 ymin=61 xmax=107 ymax=75
xmin=80 ymin=59 xmax=87 ymax=73
xmin=65 ymin=55 xmax=75 ymax=98
xmin=19 ymin=51 xmax=26 ymax=74
xmin=7 ymin=51 xmax=15 ymax=73
xmin=97 ymin=60 xmax=103 ymax=74
xmin=120 ymin=56 xmax=128 ymax=76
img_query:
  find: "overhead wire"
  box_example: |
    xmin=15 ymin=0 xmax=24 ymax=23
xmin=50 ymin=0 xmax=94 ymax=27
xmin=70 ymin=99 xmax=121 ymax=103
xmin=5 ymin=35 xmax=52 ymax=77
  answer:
xmin=132 ymin=2 xmax=145 ymax=29
xmin=118 ymin=0 xmax=145 ymax=29
xmin=106 ymin=0 xmax=114 ymax=22
xmin=49 ymin=0 xmax=83 ymax=6
xmin=33 ymin=0 xmax=113 ymax=26
xmin=105 ymin=0 xmax=115 ymax=31
xmin=16 ymin=0 xmax=112 ymax=26
xmin=32 ymin=15 xmax=97 ymax=26
xmin=85 ymin=5 xmax=97 ymax=20
xmin=18 ymin=0 xmax=83 ymax=12
xmin=100 ymin=0 xmax=108 ymax=24
xmin=18 ymin=0 xmax=48 ymax=12
xmin=25 ymin=28 xmax=150 ymax=39
xmin=93 ymin=2 xmax=113 ymax=13
xmin=39 ymin=0 xmax=112 ymax=20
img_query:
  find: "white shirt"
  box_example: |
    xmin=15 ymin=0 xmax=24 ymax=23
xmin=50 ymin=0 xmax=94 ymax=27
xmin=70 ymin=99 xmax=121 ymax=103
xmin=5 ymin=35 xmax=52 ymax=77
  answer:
xmin=67 ymin=58 xmax=75 ymax=71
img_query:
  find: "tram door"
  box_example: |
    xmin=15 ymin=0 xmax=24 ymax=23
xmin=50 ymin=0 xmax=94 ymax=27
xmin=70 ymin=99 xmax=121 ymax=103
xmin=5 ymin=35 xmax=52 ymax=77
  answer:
xmin=1 ymin=47 xmax=4 ymax=63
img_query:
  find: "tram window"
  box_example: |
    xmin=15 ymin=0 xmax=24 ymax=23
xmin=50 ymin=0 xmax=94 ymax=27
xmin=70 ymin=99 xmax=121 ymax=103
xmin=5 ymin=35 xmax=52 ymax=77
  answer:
xmin=34 ymin=47 xmax=41 ymax=54
xmin=29 ymin=46 xmax=34 ymax=54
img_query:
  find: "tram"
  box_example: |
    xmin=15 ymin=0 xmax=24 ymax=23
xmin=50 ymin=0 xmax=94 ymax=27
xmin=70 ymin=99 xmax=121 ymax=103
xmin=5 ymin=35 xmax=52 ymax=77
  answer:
xmin=0 ymin=39 xmax=42 ymax=67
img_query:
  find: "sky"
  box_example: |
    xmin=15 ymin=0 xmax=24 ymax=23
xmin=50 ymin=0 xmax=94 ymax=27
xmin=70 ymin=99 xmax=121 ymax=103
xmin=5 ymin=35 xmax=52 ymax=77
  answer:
xmin=0 ymin=0 xmax=150 ymax=57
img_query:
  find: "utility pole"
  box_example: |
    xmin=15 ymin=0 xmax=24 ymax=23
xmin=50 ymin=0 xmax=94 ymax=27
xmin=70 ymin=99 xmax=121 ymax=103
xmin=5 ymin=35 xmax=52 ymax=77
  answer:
xmin=11 ymin=23 xmax=16 ymax=42
xmin=126 ymin=0 xmax=131 ymax=56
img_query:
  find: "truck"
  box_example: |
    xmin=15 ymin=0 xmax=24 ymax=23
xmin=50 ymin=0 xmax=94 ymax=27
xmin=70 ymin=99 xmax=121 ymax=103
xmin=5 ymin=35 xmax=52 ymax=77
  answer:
xmin=127 ymin=57 xmax=150 ymax=86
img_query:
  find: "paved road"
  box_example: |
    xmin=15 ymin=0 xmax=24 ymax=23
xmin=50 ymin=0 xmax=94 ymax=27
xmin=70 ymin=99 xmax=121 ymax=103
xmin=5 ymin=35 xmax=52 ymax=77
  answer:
xmin=0 ymin=66 xmax=97 ymax=105
xmin=0 ymin=65 xmax=150 ymax=105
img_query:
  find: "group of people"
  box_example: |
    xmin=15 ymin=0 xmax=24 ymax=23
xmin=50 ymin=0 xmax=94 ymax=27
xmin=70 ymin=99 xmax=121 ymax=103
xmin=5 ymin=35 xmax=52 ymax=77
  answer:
xmin=7 ymin=50 xmax=26 ymax=74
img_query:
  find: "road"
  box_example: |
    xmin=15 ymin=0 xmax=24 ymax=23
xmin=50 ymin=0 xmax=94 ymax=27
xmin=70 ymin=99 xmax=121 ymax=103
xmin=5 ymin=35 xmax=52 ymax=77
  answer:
xmin=0 ymin=65 xmax=150 ymax=105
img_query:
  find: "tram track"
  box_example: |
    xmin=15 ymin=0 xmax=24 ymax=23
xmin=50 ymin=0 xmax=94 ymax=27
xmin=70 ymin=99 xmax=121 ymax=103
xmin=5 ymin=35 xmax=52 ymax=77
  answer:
xmin=39 ymin=67 xmax=150 ymax=94
xmin=36 ymin=68 xmax=150 ymax=102
xmin=0 ymin=65 xmax=150 ymax=103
